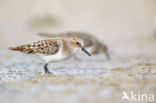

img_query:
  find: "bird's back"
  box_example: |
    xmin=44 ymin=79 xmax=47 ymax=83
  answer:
xmin=9 ymin=39 xmax=59 ymax=55
xmin=38 ymin=32 xmax=96 ymax=47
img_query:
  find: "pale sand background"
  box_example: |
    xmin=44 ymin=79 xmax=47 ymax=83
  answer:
xmin=0 ymin=0 xmax=156 ymax=103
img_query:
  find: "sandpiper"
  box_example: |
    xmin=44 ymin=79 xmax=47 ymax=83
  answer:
xmin=38 ymin=31 xmax=111 ymax=60
xmin=9 ymin=37 xmax=91 ymax=74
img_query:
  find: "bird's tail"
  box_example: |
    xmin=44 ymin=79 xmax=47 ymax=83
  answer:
xmin=99 ymin=42 xmax=111 ymax=60
xmin=9 ymin=46 xmax=23 ymax=52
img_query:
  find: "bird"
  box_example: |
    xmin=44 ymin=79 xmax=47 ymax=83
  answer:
xmin=38 ymin=31 xmax=111 ymax=60
xmin=9 ymin=37 xmax=91 ymax=74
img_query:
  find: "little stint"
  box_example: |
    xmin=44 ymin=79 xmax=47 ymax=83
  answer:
xmin=10 ymin=37 xmax=91 ymax=74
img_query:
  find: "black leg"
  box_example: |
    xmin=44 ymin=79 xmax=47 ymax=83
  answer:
xmin=44 ymin=63 xmax=52 ymax=74
xmin=105 ymin=50 xmax=111 ymax=60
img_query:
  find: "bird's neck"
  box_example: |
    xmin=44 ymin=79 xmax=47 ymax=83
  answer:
xmin=61 ymin=40 xmax=72 ymax=54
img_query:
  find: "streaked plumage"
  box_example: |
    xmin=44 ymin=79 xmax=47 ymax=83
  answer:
xmin=10 ymin=39 xmax=59 ymax=55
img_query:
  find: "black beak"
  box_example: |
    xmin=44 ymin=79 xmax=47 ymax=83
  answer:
xmin=82 ymin=47 xmax=91 ymax=56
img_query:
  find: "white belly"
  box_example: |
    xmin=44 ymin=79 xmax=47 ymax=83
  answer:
xmin=40 ymin=50 xmax=72 ymax=63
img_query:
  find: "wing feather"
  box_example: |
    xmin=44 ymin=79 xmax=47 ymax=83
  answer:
xmin=9 ymin=40 xmax=59 ymax=55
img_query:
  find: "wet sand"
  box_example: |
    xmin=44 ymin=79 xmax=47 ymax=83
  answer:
xmin=0 ymin=1 xmax=156 ymax=102
xmin=0 ymin=47 xmax=156 ymax=103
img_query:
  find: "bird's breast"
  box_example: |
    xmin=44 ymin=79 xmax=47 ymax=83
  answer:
xmin=40 ymin=49 xmax=72 ymax=63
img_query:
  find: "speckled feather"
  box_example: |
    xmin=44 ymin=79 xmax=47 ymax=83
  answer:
xmin=10 ymin=39 xmax=59 ymax=55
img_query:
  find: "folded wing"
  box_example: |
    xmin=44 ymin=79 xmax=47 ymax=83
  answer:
xmin=9 ymin=40 xmax=59 ymax=55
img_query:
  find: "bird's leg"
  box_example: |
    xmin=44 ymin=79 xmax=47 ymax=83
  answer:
xmin=105 ymin=50 xmax=111 ymax=60
xmin=44 ymin=63 xmax=52 ymax=74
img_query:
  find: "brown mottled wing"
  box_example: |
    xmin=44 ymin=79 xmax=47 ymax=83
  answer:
xmin=10 ymin=40 xmax=59 ymax=55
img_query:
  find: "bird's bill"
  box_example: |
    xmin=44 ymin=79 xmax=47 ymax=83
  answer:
xmin=82 ymin=47 xmax=91 ymax=56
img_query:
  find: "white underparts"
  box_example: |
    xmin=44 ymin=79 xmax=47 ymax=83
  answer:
xmin=40 ymin=48 xmax=72 ymax=63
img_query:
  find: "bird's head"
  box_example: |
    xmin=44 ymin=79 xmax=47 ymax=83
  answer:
xmin=69 ymin=37 xmax=91 ymax=56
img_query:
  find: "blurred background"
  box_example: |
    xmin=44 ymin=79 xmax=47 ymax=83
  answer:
xmin=0 ymin=0 xmax=156 ymax=57
xmin=0 ymin=1 xmax=156 ymax=103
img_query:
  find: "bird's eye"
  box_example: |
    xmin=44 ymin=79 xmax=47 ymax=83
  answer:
xmin=76 ymin=42 xmax=80 ymax=44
